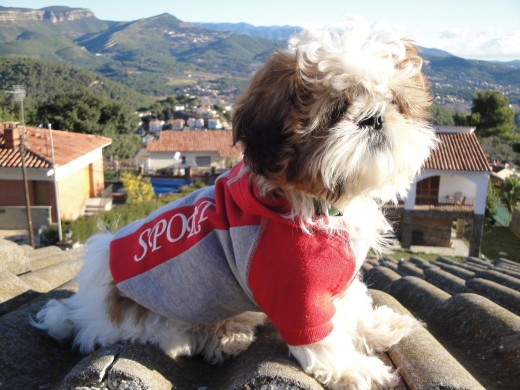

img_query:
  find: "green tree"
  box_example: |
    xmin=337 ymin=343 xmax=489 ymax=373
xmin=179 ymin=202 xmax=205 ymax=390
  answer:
xmin=453 ymin=111 xmax=470 ymax=126
xmin=471 ymin=91 xmax=515 ymax=138
xmin=430 ymin=105 xmax=455 ymax=126
xmin=500 ymin=176 xmax=520 ymax=214
xmin=35 ymin=88 xmax=140 ymax=159
xmin=104 ymin=134 xmax=142 ymax=160
xmin=121 ymin=172 xmax=155 ymax=204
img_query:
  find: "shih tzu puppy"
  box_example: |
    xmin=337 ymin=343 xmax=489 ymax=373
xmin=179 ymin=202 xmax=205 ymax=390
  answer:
xmin=35 ymin=17 xmax=436 ymax=389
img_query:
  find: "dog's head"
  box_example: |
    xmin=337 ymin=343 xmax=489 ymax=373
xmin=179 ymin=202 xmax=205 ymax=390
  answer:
xmin=233 ymin=18 xmax=436 ymax=207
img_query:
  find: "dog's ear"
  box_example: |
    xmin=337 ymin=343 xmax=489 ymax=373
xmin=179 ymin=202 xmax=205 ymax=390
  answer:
xmin=232 ymin=50 xmax=299 ymax=177
xmin=391 ymin=41 xmax=432 ymax=122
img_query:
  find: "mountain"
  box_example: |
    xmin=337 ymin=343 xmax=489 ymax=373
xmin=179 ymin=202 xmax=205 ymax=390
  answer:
xmin=0 ymin=6 xmax=518 ymax=109
xmin=423 ymin=55 xmax=520 ymax=108
xmin=190 ymin=22 xmax=301 ymax=41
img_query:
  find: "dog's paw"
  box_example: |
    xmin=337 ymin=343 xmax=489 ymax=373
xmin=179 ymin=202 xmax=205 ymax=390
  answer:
xmin=203 ymin=312 xmax=265 ymax=364
xmin=329 ymin=355 xmax=398 ymax=390
xmin=358 ymin=305 xmax=417 ymax=353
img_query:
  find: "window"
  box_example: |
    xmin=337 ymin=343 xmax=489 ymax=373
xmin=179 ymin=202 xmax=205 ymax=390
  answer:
xmin=195 ymin=156 xmax=211 ymax=167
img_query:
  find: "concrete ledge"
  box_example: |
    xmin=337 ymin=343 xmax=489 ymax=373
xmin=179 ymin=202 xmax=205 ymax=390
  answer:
xmin=30 ymin=248 xmax=79 ymax=272
xmin=19 ymin=259 xmax=82 ymax=293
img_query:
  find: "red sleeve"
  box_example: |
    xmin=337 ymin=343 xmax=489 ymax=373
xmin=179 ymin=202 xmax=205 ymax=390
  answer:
xmin=247 ymin=220 xmax=355 ymax=346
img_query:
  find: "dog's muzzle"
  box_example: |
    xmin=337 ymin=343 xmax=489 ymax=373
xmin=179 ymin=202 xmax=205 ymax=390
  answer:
xmin=360 ymin=114 xmax=384 ymax=130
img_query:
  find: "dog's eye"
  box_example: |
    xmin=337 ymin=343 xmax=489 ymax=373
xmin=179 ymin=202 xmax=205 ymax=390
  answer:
xmin=328 ymin=102 xmax=349 ymax=127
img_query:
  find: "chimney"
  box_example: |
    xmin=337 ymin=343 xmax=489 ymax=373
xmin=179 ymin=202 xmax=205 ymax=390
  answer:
xmin=3 ymin=123 xmax=20 ymax=149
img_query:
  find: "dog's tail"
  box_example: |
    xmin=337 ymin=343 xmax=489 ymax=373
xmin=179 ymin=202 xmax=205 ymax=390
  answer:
xmin=32 ymin=233 xmax=114 ymax=346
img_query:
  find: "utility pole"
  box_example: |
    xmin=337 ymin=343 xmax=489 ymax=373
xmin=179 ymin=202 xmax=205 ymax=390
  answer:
xmin=48 ymin=123 xmax=62 ymax=242
xmin=6 ymin=85 xmax=35 ymax=247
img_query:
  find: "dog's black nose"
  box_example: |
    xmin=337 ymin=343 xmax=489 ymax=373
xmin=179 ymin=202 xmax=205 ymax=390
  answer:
xmin=360 ymin=114 xmax=384 ymax=130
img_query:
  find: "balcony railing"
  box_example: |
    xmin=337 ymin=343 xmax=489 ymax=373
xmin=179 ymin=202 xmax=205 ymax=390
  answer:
xmin=414 ymin=194 xmax=475 ymax=212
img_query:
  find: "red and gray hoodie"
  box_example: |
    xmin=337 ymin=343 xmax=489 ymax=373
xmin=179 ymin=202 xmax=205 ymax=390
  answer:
xmin=110 ymin=162 xmax=356 ymax=346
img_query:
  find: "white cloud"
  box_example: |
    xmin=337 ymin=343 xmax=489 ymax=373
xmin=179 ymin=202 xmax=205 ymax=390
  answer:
xmin=415 ymin=28 xmax=520 ymax=61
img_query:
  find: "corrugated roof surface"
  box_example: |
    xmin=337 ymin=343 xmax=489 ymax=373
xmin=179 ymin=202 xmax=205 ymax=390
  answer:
xmin=424 ymin=132 xmax=490 ymax=172
xmin=3 ymin=237 xmax=519 ymax=389
xmin=0 ymin=124 xmax=112 ymax=168
xmin=147 ymin=130 xmax=241 ymax=158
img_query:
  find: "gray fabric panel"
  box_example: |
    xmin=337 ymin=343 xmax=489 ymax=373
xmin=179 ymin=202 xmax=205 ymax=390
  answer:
xmin=117 ymin=227 xmax=261 ymax=323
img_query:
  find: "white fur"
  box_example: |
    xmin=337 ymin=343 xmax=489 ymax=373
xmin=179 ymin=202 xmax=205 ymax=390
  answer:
xmin=34 ymin=18 xmax=435 ymax=390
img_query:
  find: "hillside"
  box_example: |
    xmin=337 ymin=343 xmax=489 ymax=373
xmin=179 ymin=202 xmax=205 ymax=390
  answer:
xmin=0 ymin=57 xmax=154 ymax=108
xmin=0 ymin=6 xmax=518 ymax=108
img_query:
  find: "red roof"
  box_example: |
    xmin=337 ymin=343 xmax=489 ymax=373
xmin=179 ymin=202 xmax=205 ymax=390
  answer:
xmin=424 ymin=132 xmax=490 ymax=172
xmin=147 ymin=130 xmax=241 ymax=158
xmin=0 ymin=124 xmax=111 ymax=169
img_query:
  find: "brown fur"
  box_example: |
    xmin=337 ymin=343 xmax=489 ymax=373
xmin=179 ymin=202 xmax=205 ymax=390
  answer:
xmin=232 ymin=42 xmax=431 ymax=204
xmin=106 ymin=283 xmax=151 ymax=327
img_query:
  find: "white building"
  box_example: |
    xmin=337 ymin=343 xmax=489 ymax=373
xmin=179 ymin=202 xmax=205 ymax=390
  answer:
xmin=399 ymin=126 xmax=490 ymax=256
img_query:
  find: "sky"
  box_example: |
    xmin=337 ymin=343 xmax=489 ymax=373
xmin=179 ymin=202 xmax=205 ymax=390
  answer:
xmin=4 ymin=0 xmax=520 ymax=61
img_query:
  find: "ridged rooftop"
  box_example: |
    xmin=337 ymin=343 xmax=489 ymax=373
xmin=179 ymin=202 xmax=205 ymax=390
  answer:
xmin=424 ymin=129 xmax=490 ymax=172
xmin=0 ymin=124 xmax=111 ymax=169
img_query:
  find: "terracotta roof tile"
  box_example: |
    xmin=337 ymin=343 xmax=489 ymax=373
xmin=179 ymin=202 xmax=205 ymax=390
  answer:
xmin=424 ymin=132 xmax=490 ymax=172
xmin=147 ymin=130 xmax=241 ymax=158
xmin=0 ymin=124 xmax=111 ymax=169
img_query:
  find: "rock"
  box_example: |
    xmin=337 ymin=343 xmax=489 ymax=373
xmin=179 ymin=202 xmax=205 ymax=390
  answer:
xmin=0 ymin=238 xmax=31 ymax=275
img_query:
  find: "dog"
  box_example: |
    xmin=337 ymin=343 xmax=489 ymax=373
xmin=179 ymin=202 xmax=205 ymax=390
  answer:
xmin=34 ymin=17 xmax=436 ymax=389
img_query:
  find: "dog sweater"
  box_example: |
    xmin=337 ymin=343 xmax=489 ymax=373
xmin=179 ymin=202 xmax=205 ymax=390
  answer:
xmin=110 ymin=162 xmax=356 ymax=346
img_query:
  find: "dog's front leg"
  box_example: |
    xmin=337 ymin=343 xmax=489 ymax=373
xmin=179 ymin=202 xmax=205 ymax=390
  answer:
xmin=289 ymin=333 xmax=398 ymax=390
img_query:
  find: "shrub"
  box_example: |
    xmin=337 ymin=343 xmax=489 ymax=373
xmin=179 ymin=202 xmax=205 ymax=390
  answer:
xmin=64 ymin=181 xmax=203 ymax=243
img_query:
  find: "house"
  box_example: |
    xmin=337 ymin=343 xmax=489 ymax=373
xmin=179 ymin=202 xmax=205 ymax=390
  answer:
xmin=187 ymin=117 xmax=204 ymax=129
xmin=208 ymin=118 xmax=222 ymax=130
xmin=0 ymin=123 xmax=111 ymax=229
xmin=397 ymin=126 xmax=490 ymax=256
xmin=138 ymin=130 xmax=241 ymax=173
xmin=166 ymin=119 xmax=185 ymax=131
xmin=148 ymin=119 xmax=164 ymax=133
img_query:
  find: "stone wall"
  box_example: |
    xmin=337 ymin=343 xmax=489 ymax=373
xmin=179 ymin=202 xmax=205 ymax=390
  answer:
xmin=410 ymin=216 xmax=452 ymax=247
